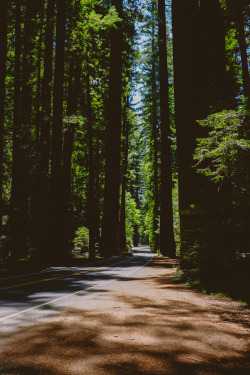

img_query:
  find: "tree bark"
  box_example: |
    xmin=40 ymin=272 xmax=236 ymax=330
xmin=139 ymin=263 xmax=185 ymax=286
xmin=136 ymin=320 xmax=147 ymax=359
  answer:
xmin=119 ymin=100 xmax=129 ymax=251
xmin=49 ymin=0 xmax=68 ymax=264
xmin=172 ymin=0 xmax=202 ymax=263
xmin=0 ymin=0 xmax=8 ymax=235
xmin=34 ymin=0 xmax=55 ymax=261
xmin=11 ymin=0 xmax=39 ymax=260
xmin=151 ymin=1 xmax=160 ymax=252
xmin=101 ymin=0 xmax=123 ymax=257
xmin=233 ymin=0 xmax=250 ymax=106
xmin=86 ymin=67 xmax=95 ymax=260
xmin=200 ymin=0 xmax=228 ymax=113
xmin=35 ymin=1 xmax=45 ymax=170
xmin=173 ymin=0 xmax=232 ymax=278
xmin=40 ymin=0 xmax=55 ymax=176
xmin=158 ymin=0 xmax=176 ymax=257
xmin=11 ymin=0 xmax=27 ymax=260
xmin=62 ymin=125 xmax=74 ymax=257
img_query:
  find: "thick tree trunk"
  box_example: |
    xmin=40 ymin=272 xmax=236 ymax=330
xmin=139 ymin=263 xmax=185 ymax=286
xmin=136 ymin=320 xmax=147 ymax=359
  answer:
xmin=233 ymin=0 xmax=250 ymax=106
xmin=62 ymin=126 xmax=74 ymax=257
xmin=101 ymin=0 xmax=123 ymax=257
xmin=61 ymin=57 xmax=81 ymax=258
xmin=173 ymin=0 xmax=233 ymax=279
xmin=11 ymin=0 xmax=22 ymax=261
xmin=200 ymin=0 xmax=228 ymax=113
xmin=172 ymin=0 xmax=204 ymax=263
xmin=158 ymin=0 xmax=176 ymax=257
xmin=11 ymin=0 xmax=39 ymax=260
xmin=119 ymin=102 xmax=129 ymax=251
xmin=94 ymin=134 xmax=101 ymax=248
xmin=40 ymin=0 xmax=55 ymax=176
xmin=49 ymin=0 xmax=68 ymax=264
xmin=0 ymin=0 xmax=8 ymax=235
xmin=35 ymin=2 xmax=45 ymax=170
xmin=151 ymin=2 xmax=160 ymax=252
xmin=34 ymin=0 xmax=55 ymax=261
xmin=86 ymin=68 xmax=95 ymax=260
xmin=200 ymin=0 xmax=235 ymax=276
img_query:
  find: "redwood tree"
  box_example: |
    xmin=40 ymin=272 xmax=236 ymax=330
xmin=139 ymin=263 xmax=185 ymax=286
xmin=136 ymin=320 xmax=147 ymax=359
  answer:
xmin=34 ymin=0 xmax=55 ymax=260
xmin=101 ymin=0 xmax=123 ymax=257
xmin=49 ymin=0 xmax=68 ymax=263
xmin=158 ymin=0 xmax=175 ymax=257
xmin=0 ymin=0 xmax=8 ymax=235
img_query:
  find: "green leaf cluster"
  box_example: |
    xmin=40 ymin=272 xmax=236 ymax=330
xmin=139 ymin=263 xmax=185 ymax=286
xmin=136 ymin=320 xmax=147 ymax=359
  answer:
xmin=194 ymin=110 xmax=250 ymax=183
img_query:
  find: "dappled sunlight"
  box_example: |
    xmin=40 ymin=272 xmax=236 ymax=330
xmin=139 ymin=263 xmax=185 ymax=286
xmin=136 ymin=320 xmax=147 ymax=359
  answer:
xmin=0 ymin=257 xmax=249 ymax=375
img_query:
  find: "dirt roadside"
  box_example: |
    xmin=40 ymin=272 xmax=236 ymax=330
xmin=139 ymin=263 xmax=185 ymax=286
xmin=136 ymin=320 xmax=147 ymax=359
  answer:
xmin=0 ymin=256 xmax=249 ymax=375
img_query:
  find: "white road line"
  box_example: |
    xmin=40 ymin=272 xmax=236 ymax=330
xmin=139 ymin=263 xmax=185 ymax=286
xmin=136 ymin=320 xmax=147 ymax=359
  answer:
xmin=0 ymin=254 xmax=153 ymax=322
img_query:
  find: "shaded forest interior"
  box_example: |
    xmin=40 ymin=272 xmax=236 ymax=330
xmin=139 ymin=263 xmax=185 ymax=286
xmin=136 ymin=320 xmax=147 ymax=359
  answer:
xmin=0 ymin=0 xmax=249 ymax=301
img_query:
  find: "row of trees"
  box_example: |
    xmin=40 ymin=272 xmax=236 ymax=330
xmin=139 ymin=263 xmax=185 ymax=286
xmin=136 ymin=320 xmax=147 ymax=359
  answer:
xmin=0 ymin=0 xmax=176 ymax=266
xmin=0 ymin=0 xmax=145 ymax=265
xmin=133 ymin=0 xmax=249 ymax=294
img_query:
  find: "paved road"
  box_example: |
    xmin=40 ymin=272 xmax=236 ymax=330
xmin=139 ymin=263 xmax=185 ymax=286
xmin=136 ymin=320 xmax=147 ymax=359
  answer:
xmin=0 ymin=246 xmax=153 ymax=333
xmin=0 ymin=248 xmax=249 ymax=375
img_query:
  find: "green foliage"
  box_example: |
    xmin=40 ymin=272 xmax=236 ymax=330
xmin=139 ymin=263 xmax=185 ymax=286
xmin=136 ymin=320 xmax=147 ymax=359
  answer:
xmin=125 ymin=192 xmax=141 ymax=247
xmin=73 ymin=226 xmax=89 ymax=258
xmin=194 ymin=109 xmax=250 ymax=260
xmin=194 ymin=110 xmax=250 ymax=183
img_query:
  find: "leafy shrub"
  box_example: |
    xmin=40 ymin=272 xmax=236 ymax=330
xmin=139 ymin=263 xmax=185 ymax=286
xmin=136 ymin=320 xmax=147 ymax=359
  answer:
xmin=73 ymin=226 xmax=89 ymax=258
xmin=125 ymin=192 xmax=141 ymax=247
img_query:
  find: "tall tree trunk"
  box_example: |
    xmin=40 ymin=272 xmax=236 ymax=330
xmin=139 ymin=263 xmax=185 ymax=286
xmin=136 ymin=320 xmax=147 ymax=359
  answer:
xmin=34 ymin=0 xmax=55 ymax=261
xmin=200 ymin=0 xmax=235 ymax=275
xmin=62 ymin=125 xmax=74 ymax=257
xmin=11 ymin=0 xmax=39 ymax=260
xmin=49 ymin=0 xmax=67 ymax=264
xmin=158 ymin=0 xmax=176 ymax=257
xmin=233 ymin=0 xmax=250 ymax=106
xmin=35 ymin=1 xmax=45 ymax=170
xmin=101 ymin=0 xmax=123 ymax=257
xmin=61 ymin=57 xmax=81 ymax=258
xmin=200 ymin=0 xmax=228 ymax=113
xmin=10 ymin=0 xmax=25 ymax=260
xmin=173 ymin=0 xmax=232 ymax=279
xmin=133 ymin=178 xmax=139 ymax=247
xmin=151 ymin=1 xmax=160 ymax=252
xmin=0 ymin=0 xmax=8 ymax=235
xmin=119 ymin=101 xmax=129 ymax=251
xmin=86 ymin=67 xmax=95 ymax=260
xmin=172 ymin=0 xmax=203 ymax=264
xmin=40 ymin=0 xmax=55 ymax=176
xmin=94 ymin=132 xmax=101 ymax=248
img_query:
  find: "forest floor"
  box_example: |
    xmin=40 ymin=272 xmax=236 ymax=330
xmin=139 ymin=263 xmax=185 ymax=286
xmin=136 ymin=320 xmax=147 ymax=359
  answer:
xmin=0 ymin=252 xmax=249 ymax=375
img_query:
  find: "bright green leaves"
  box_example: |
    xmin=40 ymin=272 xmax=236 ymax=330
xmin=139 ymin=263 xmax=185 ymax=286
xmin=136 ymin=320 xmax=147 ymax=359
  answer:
xmin=194 ymin=110 xmax=250 ymax=183
xmin=125 ymin=192 xmax=141 ymax=247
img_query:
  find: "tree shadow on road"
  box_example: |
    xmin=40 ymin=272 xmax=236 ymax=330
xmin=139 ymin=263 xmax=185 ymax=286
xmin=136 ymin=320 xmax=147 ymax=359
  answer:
xmin=0 ymin=257 xmax=249 ymax=375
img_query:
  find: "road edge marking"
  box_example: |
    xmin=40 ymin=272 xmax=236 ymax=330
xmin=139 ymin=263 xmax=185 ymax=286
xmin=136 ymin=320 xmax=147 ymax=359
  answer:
xmin=0 ymin=254 xmax=153 ymax=323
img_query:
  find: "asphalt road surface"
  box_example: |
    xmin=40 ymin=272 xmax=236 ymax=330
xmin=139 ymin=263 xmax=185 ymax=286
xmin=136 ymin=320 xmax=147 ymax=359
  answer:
xmin=0 ymin=247 xmax=249 ymax=375
xmin=0 ymin=246 xmax=153 ymax=334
